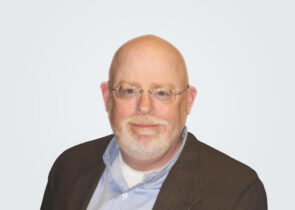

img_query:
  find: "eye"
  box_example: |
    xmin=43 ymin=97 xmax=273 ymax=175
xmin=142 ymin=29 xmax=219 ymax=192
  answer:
xmin=126 ymin=88 xmax=134 ymax=94
xmin=158 ymin=90 xmax=168 ymax=96
xmin=118 ymin=86 xmax=138 ymax=98
xmin=155 ymin=88 xmax=172 ymax=100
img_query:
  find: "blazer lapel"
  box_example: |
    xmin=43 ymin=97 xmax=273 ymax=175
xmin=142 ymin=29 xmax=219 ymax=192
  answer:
xmin=153 ymin=133 xmax=202 ymax=210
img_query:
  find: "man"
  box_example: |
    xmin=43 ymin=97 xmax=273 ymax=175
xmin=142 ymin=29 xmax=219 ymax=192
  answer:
xmin=41 ymin=35 xmax=267 ymax=210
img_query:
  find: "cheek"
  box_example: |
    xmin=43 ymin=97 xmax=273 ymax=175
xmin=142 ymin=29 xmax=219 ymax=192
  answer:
xmin=159 ymin=100 xmax=187 ymax=128
xmin=109 ymin=101 xmax=136 ymax=125
xmin=155 ymin=104 xmax=183 ymax=127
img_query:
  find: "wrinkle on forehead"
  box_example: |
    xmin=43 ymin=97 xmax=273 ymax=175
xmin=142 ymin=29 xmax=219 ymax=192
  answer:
xmin=109 ymin=35 xmax=188 ymax=86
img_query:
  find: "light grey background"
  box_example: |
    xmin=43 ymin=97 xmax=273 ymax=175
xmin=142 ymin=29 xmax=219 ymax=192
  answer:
xmin=0 ymin=0 xmax=294 ymax=209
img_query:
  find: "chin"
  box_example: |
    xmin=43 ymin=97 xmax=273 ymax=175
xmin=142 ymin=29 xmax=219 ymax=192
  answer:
xmin=115 ymin=124 xmax=181 ymax=161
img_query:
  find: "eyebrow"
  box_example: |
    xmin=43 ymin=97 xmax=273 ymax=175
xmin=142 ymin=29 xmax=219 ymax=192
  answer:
xmin=116 ymin=80 xmax=140 ymax=87
xmin=116 ymin=80 xmax=175 ymax=88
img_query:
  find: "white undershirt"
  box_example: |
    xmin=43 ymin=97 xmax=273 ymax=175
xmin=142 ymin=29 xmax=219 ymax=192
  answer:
xmin=119 ymin=152 xmax=154 ymax=188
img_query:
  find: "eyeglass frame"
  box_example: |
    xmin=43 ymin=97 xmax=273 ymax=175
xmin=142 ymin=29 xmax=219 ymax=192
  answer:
xmin=109 ymin=82 xmax=190 ymax=103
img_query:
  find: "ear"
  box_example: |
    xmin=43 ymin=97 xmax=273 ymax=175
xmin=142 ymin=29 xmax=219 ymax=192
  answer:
xmin=100 ymin=81 xmax=110 ymax=111
xmin=186 ymin=86 xmax=197 ymax=115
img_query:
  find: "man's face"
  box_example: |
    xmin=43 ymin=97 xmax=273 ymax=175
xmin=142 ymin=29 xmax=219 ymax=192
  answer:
xmin=102 ymin=43 xmax=195 ymax=163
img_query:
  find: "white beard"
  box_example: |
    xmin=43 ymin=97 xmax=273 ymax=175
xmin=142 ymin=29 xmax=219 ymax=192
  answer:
xmin=112 ymin=116 xmax=182 ymax=161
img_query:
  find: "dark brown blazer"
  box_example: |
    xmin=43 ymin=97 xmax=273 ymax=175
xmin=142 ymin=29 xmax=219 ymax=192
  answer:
xmin=41 ymin=133 xmax=267 ymax=210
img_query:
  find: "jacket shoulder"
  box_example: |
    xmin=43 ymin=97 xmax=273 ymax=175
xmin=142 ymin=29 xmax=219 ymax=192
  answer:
xmin=48 ymin=134 xmax=113 ymax=181
xmin=188 ymin=133 xmax=258 ymax=178
xmin=58 ymin=134 xmax=113 ymax=161
xmin=187 ymin=133 xmax=267 ymax=208
xmin=41 ymin=135 xmax=114 ymax=209
xmin=187 ymin=133 xmax=262 ymax=195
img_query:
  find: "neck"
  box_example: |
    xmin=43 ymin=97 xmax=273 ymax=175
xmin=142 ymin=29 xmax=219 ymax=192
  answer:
xmin=120 ymin=137 xmax=183 ymax=171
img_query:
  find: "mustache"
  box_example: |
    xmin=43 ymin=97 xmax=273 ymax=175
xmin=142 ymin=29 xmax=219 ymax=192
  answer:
xmin=124 ymin=117 xmax=168 ymax=125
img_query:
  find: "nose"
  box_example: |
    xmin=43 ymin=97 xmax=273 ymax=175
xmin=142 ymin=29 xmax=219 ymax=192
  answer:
xmin=136 ymin=92 xmax=154 ymax=115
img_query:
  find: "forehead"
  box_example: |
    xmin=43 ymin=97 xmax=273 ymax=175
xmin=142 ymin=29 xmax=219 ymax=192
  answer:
xmin=110 ymin=45 xmax=187 ymax=87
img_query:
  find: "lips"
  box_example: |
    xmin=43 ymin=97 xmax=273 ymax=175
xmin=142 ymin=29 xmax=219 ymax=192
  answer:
xmin=130 ymin=123 xmax=159 ymax=128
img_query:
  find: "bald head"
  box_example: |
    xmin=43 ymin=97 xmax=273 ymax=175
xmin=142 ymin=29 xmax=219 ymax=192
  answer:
xmin=109 ymin=35 xmax=189 ymax=87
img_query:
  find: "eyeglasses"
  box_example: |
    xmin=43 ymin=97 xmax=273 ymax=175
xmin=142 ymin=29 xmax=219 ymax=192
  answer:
xmin=110 ymin=83 xmax=189 ymax=103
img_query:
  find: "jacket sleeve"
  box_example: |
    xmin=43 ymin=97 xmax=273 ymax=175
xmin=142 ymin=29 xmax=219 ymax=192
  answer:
xmin=40 ymin=158 xmax=58 ymax=210
xmin=233 ymin=178 xmax=267 ymax=210
xmin=40 ymin=182 xmax=53 ymax=210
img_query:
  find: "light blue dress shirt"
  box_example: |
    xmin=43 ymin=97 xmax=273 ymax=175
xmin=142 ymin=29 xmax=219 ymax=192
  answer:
xmin=87 ymin=128 xmax=188 ymax=210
